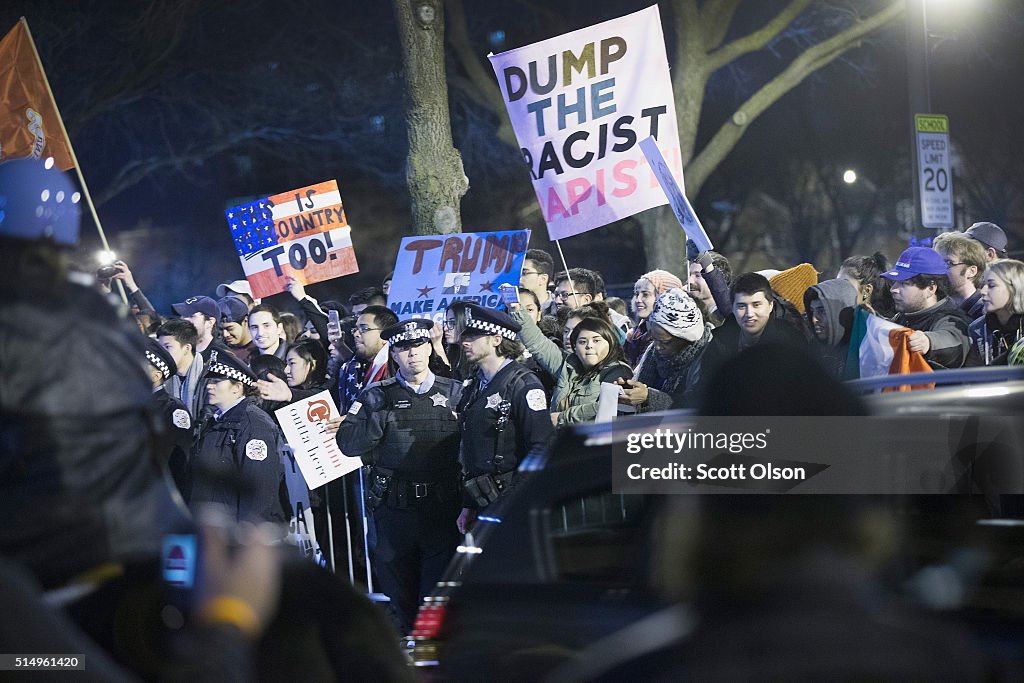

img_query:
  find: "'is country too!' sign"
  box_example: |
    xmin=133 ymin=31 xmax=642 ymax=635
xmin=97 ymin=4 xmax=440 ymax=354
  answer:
xmin=225 ymin=180 xmax=359 ymax=298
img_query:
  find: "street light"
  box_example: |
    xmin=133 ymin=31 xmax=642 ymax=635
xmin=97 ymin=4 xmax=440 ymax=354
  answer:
xmin=843 ymin=169 xmax=858 ymax=184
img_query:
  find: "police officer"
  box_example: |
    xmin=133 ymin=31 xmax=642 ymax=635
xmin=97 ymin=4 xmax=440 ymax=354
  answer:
xmin=189 ymin=350 xmax=287 ymax=523
xmin=337 ymin=318 xmax=463 ymax=635
xmin=144 ymin=336 xmax=193 ymax=496
xmin=456 ymin=303 xmax=554 ymax=533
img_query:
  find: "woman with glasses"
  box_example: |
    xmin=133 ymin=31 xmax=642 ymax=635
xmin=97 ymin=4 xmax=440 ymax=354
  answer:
xmin=438 ymin=301 xmax=476 ymax=381
xmin=968 ymin=259 xmax=1024 ymax=366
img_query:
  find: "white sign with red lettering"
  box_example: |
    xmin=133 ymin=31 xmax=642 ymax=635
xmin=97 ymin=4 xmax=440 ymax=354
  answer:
xmin=275 ymin=390 xmax=361 ymax=488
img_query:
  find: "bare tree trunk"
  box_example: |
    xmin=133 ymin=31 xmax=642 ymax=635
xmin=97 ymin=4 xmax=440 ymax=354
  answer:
xmin=393 ymin=0 xmax=468 ymax=234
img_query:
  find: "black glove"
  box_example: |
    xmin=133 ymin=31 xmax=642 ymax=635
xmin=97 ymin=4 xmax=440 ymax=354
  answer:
xmin=686 ymin=239 xmax=700 ymax=263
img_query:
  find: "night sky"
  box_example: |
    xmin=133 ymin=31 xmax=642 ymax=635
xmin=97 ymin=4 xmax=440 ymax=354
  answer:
xmin=3 ymin=0 xmax=1021 ymax=309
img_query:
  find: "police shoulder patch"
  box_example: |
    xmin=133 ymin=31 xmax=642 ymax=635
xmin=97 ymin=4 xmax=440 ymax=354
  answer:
xmin=526 ymin=388 xmax=547 ymax=411
xmin=348 ymin=401 xmax=362 ymax=415
xmin=245 ymin=439 xmax=268 ymax=461
xmin=172 ymin=408 xmax=191 ymax=429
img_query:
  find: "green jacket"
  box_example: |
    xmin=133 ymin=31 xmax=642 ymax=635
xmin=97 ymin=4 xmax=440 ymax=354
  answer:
xmin=511 ymin=309 xmax=631 ymax=425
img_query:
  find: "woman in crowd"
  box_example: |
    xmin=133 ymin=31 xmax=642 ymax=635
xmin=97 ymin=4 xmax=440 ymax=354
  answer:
xmin=562 ymin=301 xmax=619 ymax=351
xmin=255 ymin=338 xmax=329 ymax=410
xmin=440 ymin=300 xmax=476 ymax=381
xmin=969 ymin=259 xmax=1024 ymax=366
xmin=624 ymin=270 xmax=684 ymax=366
xmin=618 ymin=288 xmax=712 ymax=411
xmin=191 ymin=351 xmax=287 ymax=523
xmin=510 ymin=304 xmax=632 ymax=425
xmin=837 ymin=252 xmax=894 ymax=318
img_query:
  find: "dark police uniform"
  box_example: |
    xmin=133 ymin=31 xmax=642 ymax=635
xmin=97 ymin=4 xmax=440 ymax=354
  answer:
xmin=456 ymin=305 xmax=554 ymax=509
xmin=188 ymin=351 xmax=287 ymax=523
xmin=145 ymin=337 xmax=193 ymax=496
xmin=336 ymin=319 xmax=463 ymax=634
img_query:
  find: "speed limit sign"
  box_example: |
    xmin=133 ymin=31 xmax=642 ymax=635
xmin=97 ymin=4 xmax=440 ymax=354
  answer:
xmin=915 ymin=114 xmax=953 ymax=229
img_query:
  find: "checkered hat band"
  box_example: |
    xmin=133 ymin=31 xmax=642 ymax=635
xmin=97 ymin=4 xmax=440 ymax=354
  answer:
xmin=389 ymin=328 xmax=432 ymax=344
xmin=465 ymin=319 xmax=518 ymax=340
xmin=208 ymin=362 xmax=255 ymax=386
xmin=145 ymin=350 xmax=171 ymax=379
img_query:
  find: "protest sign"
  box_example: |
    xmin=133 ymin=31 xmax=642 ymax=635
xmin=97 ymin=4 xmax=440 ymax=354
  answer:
xmin=639 ymin=136 xmax=713 ymax=253
xmin=275 ymin=390 xmax=362 ymax=489
xmin=488 ymin=5 xmax=681 ymax=241
xmin=387 ymin=229 xmax=531 ymax=320
xmin=225 ymin=180 xmax=358 ymax=298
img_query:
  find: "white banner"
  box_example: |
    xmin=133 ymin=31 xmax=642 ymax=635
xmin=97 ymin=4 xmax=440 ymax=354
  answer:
xmin=489 ymin=5 xmax=682 ymax=240
xmin=275 ymin=390 xmax=362 ymax=489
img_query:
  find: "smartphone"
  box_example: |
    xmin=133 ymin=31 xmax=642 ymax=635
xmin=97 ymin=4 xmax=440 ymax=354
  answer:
xmin=162 ymin=533 xmax=201 ymax=619
xmin=499 ymin=283 xmax=520 ymax=306
xmin=327 ymin=309 xmax=342 ymax=343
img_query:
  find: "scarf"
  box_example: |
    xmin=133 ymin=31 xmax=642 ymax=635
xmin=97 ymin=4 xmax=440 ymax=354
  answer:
xmin=634 ymin=324 xmax=712 ymax=396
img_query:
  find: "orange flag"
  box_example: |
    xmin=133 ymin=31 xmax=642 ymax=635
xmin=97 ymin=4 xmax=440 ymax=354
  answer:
xmin=0 ymin=18 xmax=74 ymax=170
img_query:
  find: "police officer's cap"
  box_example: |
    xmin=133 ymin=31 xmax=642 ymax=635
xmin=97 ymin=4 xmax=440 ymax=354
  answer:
xmin=207 ymin=349 xmax=257 ymax=386
xmin=144 ymin=337 xmax=177 ymax=380
xmin=462 ymin=303 xmax=520 ymax=340
xmin=382 ymin=319 xmax=433 ymax=347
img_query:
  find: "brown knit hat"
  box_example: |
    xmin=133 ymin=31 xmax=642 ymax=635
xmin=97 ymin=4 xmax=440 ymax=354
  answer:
xmin=769 ymin=263 xmax=818 ymax=314
xmin=638 ymin=269 xmax=684 ymax=296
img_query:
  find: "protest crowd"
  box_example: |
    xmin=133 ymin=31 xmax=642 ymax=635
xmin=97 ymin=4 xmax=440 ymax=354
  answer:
xmin=3 ymin=154 xmax=1023 ymax=679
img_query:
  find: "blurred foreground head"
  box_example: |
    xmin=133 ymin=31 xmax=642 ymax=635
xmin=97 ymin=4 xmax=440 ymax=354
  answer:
xmin=0 ymin=157 xmax=82 ymax=245
xmin=699 ymin=343 xmax=867 ymax=416
xmin=1 ymin=159 xmax=190 ymax=588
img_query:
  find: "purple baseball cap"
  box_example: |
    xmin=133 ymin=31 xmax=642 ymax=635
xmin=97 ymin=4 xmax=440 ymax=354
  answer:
xmin=881 ymin=247 xmax=947 ymax=281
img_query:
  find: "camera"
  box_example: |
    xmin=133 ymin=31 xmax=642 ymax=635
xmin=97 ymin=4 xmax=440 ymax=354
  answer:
xmin=96 ymin=265 xmax=120 ymax=279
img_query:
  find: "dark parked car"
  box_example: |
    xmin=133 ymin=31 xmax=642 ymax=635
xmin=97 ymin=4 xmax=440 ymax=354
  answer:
xmin=410 ymin=367 xmax=1024 ymax=680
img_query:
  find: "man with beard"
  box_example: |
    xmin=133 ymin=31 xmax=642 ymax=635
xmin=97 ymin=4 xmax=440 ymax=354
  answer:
xmin=882 ymin=246 xmax=972 ymax=369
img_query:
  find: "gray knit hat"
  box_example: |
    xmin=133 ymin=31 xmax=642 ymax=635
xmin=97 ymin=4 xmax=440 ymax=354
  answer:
xmin=649 ymin=288 xmax=704 ymax=342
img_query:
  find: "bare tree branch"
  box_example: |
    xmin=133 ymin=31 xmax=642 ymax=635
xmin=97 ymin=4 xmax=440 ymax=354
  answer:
xmin=699 ymin=0 xmax=749 ymax=53
xmin=446 ymin=0 xmax=518 ymax=147
xmin=685 ymin=1 xmax=903 ymax=197
xmin=704 ymin=0 xmax=813 ymax=74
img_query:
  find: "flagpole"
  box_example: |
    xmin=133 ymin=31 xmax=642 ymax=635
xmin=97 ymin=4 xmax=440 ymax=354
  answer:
xmin=554 ymin=239 xmax=580 ymax=309
xmin=21 ymin=18 xmax=127 ymax=305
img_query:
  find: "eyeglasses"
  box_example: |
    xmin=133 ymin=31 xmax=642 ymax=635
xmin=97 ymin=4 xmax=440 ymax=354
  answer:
xmin=555 ymin=290 xmax=584 ymax=301
xmin=520 ymin=270 xmax=539 ymax=277
xmin=350 ymin=325 xmax=381 ymax=336
xmin=442 ymin=320 xmax=456 ymax=330
xmin=943 ymin=259 xmax=966 ymax=268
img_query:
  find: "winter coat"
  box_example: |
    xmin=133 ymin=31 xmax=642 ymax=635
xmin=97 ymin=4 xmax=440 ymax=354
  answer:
xmin=511 ymin=309 xmax=631 ymax=425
